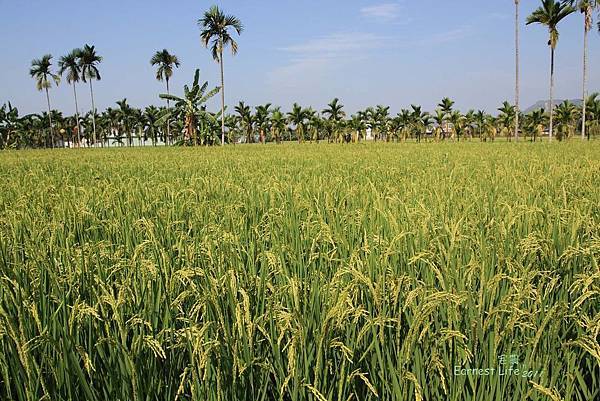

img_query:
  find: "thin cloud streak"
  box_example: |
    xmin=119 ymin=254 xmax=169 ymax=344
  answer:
xmin=268 ymin=27 xmax=473 ymax=90
xmin=270 ymin=32 xmax=390 ymax=89
xmin=279 ymin=32 xmax=391 ymax=56
xmin=360 ymin=3 xmax=401 ymax=22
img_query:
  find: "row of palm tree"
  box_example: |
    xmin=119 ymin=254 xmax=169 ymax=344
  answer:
xmin=25 ymin=5 xmax=242 ymax=149
xmin=3 ymin=90 xmax=599 ymax=148
xmin=518 ymin=0 xmax=599 ymax=142
xmin=29 ymin=45 xmax=103 ymax=148
xmin=15 ymin=2 xmax=600 ymax=150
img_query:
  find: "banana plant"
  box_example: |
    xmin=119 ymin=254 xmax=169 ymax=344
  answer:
xmin=0 ymin=103 xmax=20 ymax=149
xmin=158 ymin=69 xmax=220 ymax=146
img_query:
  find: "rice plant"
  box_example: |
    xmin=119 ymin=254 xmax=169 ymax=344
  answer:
xmin=0 ymin=142 xmax=598 ymax=401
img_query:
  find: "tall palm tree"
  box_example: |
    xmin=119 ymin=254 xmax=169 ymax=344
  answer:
xmin=79 ymin=44 xmax=103 ymax=146
xmin=566 ymin=1 xmax=598 ymax=140
xmin=526 ymin=0 xmax=575 ymax=141
xmin=58 ymin=49 xmax=83 ymax=146
xmin=515 ymin=0 xmax=521 ymax=140
xmin=151 ymin=49 xmax=180 ymax=145
xmin=30 ymin=54 xmax=60 ymax=148
xmin=199 ymin=5 xmax=243 ymax=146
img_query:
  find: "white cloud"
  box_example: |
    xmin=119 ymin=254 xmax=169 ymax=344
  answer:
xmin=266 ymin=24 xmax=473 ymax=94
xmin=270 ymin=32 xmax=392 ymax=90
xmin=280 ymin=32 xmax=387 ymax=57
xmin=360 ymin=3 xmax=401 ymax=22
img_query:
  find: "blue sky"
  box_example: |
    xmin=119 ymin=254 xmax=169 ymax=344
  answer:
xmin=1 ymin=0 xmax=598 ymax=116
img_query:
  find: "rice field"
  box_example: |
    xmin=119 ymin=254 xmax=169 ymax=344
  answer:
xmin=0 ymin=142 xmax=599 ymax=401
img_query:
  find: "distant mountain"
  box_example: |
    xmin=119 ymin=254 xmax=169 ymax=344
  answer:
xmin=523 ymin=99 xmax=583 ymax=114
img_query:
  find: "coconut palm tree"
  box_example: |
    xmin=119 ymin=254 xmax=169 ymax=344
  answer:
xmin=58 ymin=49 xmax=83 ymax=146
xmin=526 ymin=0 xmax=575 ymax=141
xmin=151 ymin=49 xmax=180 ymax=145
xmin=158 ymin=69 xmax=220 ymax=145
xmin=30 ymin=55 xmax=60 ymax=148
xmin=79 ymin=44 xmax=103 ymax=145
xmin=515 ymin=0 xmax=521 ymax=140
xmin=199 ymin=5 xmax=243 ymax=146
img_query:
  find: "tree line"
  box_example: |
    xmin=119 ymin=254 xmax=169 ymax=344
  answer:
xmin=1 ymin=1 xmax=599 ymax=149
